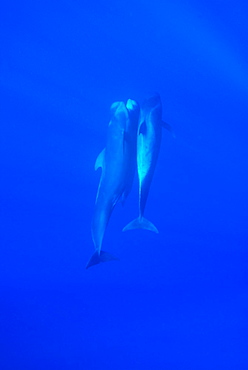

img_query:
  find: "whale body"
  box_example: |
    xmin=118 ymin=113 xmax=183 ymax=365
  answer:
xmin=123 ymin=94 xmax=169 ymax=233
xmin=86 ymin=100 xmax=139 ymax=268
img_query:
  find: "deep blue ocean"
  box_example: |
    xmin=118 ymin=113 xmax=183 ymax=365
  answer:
xmin=1 ymin=0 xmax=248 ymax=369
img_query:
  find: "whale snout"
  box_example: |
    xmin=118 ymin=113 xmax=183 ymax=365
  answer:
xmin=126 ymin=99 xmax=139 ymax=111
xmin=110 ymin=101 xmax=126 ymax=113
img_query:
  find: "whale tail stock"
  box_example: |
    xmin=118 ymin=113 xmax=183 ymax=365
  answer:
xmin=122 ymin=216 xmax=159 ymax=234
xmin=86 ymin=250 xmax=118 ymax=269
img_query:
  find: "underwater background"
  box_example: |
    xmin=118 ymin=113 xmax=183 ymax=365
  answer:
xmin=1 ymin=0 xmax=248 ymax=368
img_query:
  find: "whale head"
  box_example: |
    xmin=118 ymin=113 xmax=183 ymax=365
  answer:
xmin=143 ymin=93 xmax=161 ymax=109
xmin=126 ymin=99 xmax=140 ymax=123
xmin=142 ymin=93 xmax=162 ymax=121
xmin=109 ymin=101 xmax=128 ymax=130
xmin=126 ymin=99 xmax=138 ymax=111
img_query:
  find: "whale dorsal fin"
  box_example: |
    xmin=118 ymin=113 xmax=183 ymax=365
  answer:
xmin=95 ymin=148 xmax=105 ymax=171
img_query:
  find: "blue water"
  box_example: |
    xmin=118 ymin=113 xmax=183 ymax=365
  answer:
xmin=1 ymin=0 xmax=248 ymax=369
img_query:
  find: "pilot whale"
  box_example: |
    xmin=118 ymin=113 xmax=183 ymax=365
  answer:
xmin=86 ymin=99 xmax=139 ymax=268
xmin=123 ymin=94 xmax=171 ymax=233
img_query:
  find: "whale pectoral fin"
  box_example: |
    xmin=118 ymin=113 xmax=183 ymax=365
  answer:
xmin=95 ymin=148 xmax=105 ymax=171
xmin=120 ymin=190 xmax=128 ymax=206
xmin=139 ymin=121 xmax=147 ymax=135
xmin=162 ymin=121 xmax=176 ymax=138
xmin=161 ymin=121 xmax=172 ymax=131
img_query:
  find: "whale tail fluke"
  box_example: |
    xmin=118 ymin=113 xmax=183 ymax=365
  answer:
xmin=122 ymin=217 xmax=159 ymax=234
xmin=86 ymin=250 xmax=118 ymax=269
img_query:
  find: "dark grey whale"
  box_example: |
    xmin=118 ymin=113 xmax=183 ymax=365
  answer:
xmin=86 ymin=100 xmax=139 ymax=268
xmin=123 ymin=94 xmax=171 ymax=233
